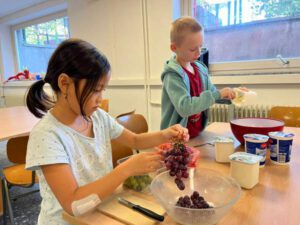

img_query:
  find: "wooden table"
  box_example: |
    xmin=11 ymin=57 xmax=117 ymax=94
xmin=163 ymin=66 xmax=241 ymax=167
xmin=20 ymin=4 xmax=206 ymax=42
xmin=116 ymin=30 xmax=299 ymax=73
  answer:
xmin=63 ymin=122 xmax=300 ymax=225
xmin=0 ymin=106 xmax=39 ymax=141
xmin=0 ymin=106 xmax=39 ymax=215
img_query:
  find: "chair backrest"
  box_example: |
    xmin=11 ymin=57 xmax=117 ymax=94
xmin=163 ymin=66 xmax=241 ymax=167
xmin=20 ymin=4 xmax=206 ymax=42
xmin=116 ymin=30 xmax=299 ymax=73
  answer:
xmin=99 ymin=99 xmax=109 ymax=112
xmin=111 ymin=111 xmax=148 ymax=167
xmin=116 ymin=110 xmax=136 ymax=119
xmin=269 ymin=106 xmax=300 ymax=127
xmin=116 ymin=111 xmax=148 ymax=134
xmin=7 ymin=135 xmax=29 ymax=164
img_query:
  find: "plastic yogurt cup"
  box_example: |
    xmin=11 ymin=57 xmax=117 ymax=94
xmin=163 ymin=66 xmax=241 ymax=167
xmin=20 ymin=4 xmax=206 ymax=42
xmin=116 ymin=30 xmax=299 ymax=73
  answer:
xmin=243 ymin=134 xmax=269 ymax=167
xmin=229 ymin=152 xmax=262 ymax=189
xmin=268 ymin=131 xmax=295 ymax=165
xmin=214 ymin=137 xmax=234 ymax=163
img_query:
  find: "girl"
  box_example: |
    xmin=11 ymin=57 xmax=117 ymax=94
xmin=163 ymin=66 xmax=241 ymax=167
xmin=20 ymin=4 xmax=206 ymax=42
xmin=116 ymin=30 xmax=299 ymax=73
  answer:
xmin=25 ymin=39 xmax=189 ymax=225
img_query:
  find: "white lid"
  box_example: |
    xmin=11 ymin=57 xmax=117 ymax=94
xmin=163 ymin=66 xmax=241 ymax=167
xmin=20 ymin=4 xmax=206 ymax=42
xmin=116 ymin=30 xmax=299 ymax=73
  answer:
xmin=268 ymin=131 xmax=294 ymax=140
xmin=214 ymin=136 xmax=234 ymax=143
xmin=229 ymin=152 xmax=262 ymax=165
xmin=243 ymin=133 xmax=269 ymax=143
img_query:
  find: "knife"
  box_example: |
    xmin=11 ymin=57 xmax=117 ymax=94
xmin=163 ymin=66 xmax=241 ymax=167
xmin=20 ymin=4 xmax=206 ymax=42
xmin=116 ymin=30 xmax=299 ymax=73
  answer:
xmin=118 ymin=197 xmax=165 ymax=222
xmin=193 ymin=142 xmax=214 ymax=148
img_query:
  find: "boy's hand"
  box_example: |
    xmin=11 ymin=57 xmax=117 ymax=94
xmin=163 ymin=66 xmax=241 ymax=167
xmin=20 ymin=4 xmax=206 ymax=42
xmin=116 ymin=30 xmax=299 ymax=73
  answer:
xmin=162 ymin=124 xmax=189 ymax=142
xmin=219 ymin=87 xmax=236 ymax=100
xmin=119 ymin=152 xmax=162 ymax=176
xmin=237 ymin=86 xmax=249 ymax=92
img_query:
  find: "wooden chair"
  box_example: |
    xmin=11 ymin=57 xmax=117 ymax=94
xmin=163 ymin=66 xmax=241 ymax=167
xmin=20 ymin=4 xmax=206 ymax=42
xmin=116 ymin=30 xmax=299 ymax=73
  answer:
xmin=99 ymin=99 xmax=109 ymax=112
xmin=115 ymin=110 xmax=136 ymax=119
xmin=1 ymin=135 xmax=39 ymax=225
xmin=111 ymin=111 xmax=148 ymax=167
xmin=269 ymin=106 xmax=300 ymax=127
xmin=116 ymin=111 xmax=148 ymax=134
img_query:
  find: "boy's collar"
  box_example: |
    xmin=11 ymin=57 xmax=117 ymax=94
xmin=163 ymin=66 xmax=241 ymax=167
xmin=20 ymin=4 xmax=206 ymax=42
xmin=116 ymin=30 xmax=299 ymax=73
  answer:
xmin=167 ymin=56 xmax=185 ymax=77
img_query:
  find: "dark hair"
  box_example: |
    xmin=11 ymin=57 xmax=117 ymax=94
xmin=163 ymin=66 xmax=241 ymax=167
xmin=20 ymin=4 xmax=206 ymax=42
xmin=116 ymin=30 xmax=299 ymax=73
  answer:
xmin=26 ymin=38 xmax=111 ymax=118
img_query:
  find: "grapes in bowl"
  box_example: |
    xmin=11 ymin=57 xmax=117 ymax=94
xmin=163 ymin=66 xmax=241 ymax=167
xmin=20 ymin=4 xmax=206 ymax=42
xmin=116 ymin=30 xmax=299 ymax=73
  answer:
xmin=117 ymin=156 xmax=153 ymax=192
xmin=150 ymin=167 xmax=241 ymax=225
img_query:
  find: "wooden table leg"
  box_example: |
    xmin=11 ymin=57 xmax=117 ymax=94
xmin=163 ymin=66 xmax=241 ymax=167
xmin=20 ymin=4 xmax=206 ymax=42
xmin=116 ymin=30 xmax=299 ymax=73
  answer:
xmin=0 ymin=178 xmax=3 ymax=216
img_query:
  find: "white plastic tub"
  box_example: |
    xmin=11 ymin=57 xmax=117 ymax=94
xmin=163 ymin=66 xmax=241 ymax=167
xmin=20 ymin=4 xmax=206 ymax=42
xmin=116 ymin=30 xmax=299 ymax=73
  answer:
xmin=229 ymin=152 xmax=262 ymax=189
xmin=214 ymin=137 xmax=234 ymax=163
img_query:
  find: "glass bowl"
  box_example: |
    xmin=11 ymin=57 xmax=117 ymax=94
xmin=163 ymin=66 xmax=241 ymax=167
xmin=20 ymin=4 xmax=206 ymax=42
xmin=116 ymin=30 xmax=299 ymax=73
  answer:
xmin=150 ymin=167 xmax=241 ymax=225
xmin=117 ymin=156 xmax=155 ymax=193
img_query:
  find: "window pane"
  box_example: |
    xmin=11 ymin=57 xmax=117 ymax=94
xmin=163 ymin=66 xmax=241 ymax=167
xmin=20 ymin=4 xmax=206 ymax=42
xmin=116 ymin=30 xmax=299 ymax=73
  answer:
xmin=194 ymin=0 xmax=300 ymax=63
xmin=15 ymin=17 xmax=70 ymax=74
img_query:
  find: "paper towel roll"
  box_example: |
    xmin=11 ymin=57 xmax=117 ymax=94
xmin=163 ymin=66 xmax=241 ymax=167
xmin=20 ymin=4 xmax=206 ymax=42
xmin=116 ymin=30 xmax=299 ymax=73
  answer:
xmin=232 ymin=88 xmax=257 ymax=106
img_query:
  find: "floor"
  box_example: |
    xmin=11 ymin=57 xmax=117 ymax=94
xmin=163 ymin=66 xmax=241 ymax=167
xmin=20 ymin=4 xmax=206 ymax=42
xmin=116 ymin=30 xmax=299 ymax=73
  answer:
xmin=0 ymin=141 xmax=41 ymax=225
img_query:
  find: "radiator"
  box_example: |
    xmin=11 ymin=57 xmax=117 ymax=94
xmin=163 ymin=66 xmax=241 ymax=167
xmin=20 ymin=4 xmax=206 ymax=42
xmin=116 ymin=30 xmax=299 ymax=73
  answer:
xmin=208 ymin=104 xmax=272 ymax=123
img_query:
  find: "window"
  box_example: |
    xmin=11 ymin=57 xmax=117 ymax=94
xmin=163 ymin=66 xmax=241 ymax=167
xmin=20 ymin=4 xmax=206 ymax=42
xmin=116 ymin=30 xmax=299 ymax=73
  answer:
xmin=193 ymin=0 xmax=300 ymax=64
xmin=14 ymin=16 xmax=70 ymax=74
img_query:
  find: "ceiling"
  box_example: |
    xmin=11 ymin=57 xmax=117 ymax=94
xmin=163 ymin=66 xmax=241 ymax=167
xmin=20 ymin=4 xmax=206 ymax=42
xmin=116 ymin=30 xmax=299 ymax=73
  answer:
xmin=0 ymin=0 xmax=48 ymax=18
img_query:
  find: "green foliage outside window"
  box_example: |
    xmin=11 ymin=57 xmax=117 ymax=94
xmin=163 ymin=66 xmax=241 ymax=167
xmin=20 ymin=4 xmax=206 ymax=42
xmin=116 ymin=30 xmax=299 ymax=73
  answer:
xmin=252 ymin=0 xmax=300 ymax=18
xmin=23 ymin=17 xmax=69 ymax=46
xmin=195 ymin=0 xmax=300 ymax=29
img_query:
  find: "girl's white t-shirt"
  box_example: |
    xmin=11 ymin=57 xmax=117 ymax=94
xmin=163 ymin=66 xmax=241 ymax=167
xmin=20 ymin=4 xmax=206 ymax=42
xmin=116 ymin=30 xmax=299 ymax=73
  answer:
xmin=26 ymin=109 xmax=124 ymax=225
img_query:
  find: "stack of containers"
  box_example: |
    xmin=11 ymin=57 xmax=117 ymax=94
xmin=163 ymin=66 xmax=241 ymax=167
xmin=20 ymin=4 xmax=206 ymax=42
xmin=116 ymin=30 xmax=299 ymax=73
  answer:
xmin=268 ymin=131 xmax=294 ymax=165
xmin=243 ymin=134 xmax=269 ymax=167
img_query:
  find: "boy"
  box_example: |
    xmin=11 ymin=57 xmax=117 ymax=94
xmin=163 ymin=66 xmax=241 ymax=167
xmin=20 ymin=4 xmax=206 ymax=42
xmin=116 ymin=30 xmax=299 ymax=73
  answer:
xmin=161 ymin=16 xmax=236 ymax=138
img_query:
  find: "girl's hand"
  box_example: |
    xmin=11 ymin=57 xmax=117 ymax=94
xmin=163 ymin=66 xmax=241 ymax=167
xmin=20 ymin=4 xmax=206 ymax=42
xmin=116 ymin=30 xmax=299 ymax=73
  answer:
xmin=162 ymin=124 xmax=189 ymax=142
xmin=219 ymin=87 xmax=236 ymax=100
xmin=119 ymin=152 xmax=163 ymax=177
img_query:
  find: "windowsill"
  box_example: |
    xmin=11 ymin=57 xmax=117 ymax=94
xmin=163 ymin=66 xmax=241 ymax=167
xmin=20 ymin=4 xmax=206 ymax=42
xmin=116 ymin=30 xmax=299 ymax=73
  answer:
xmin=1 ymin=74 xmax=300 ymax=88
xmin=1 ymin=80 xmax=36 ymax=87
xmin=211 ymin=74 xmax=300 ymax=85
xmin=0 ymin=79 xmax=146 ymax=87
xmin=149 ymin=73 xmax=300 ymax=86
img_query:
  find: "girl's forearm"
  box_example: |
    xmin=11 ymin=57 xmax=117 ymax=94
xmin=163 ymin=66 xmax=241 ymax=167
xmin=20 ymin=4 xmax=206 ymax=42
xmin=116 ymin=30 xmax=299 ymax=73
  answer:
xmin=65 ymin=164 xmax=129 ymax=214
xmin=133 ymin=131 xmax=167 ymax=149
xmin=74 ymin=164 xmax=129 ymax=199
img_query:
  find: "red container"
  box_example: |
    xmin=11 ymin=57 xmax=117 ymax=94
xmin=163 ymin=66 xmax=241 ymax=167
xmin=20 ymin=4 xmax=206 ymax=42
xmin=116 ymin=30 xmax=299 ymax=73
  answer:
xmin=230 ymin=118 xmax=284 ymax=145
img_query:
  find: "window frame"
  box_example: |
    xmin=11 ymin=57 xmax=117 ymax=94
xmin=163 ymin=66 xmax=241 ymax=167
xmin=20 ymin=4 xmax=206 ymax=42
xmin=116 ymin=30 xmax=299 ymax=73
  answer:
xmin=183 ymin=0 xmax=300 ymax=81
xmin=11 ymin=11 xmax=69 ymax=74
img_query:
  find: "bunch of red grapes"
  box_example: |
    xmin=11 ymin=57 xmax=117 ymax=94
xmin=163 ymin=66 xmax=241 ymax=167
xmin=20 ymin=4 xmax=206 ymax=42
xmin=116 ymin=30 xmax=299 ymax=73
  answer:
xmin=163 ymin=141 xmax=190 ymax=190
xmin=176 ymin=191 xmax=212 ymax=209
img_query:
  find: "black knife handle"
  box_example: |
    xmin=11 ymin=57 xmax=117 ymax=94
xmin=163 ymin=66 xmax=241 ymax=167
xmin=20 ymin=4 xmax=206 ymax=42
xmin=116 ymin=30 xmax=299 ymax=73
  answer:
xmin=132 ymin=205 xmax=165 ymax=222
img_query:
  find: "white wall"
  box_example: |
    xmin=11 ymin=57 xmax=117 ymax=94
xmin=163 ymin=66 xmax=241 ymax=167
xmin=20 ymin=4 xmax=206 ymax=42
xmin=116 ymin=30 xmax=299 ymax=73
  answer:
xmin=0 ymin=24 xmax=15 ymax=81
xmin=67 ymin=0 xmax=175 ymax=130
xmin=1 ymin=0 xmax=300 ymax=131
xmin=67 ymin=0 xmax=300 ymax=131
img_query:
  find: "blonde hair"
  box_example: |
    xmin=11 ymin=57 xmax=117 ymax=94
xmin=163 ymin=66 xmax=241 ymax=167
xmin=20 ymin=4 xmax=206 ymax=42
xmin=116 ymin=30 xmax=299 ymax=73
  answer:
xmin=170 ymin=16 xmax=202 ymax=46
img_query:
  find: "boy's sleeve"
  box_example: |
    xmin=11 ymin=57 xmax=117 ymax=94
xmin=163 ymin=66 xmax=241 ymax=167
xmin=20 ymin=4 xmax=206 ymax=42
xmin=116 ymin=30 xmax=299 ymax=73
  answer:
xmin=197 ymin=61 xmax=220 ymax=100
xmin=207 ymin=75 xmax=221 ymax=100
xmin=163 ymin=73 xmax=218 ymax=117
xmin=26 ymin=130 xmax=69 ymax=171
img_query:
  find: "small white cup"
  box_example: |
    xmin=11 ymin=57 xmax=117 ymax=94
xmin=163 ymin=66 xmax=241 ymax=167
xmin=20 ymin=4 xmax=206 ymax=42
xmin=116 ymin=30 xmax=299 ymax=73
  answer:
xmin=214 ymin=137 xmax=235 ymax=163
xmin=229 ymin=152 xmax=262 ymax=189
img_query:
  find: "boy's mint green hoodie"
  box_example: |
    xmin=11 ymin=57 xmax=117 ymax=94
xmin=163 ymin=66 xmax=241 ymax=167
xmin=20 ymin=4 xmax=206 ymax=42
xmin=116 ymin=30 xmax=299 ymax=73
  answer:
xmin=160 ymin=57 xmax=221 ymax=130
